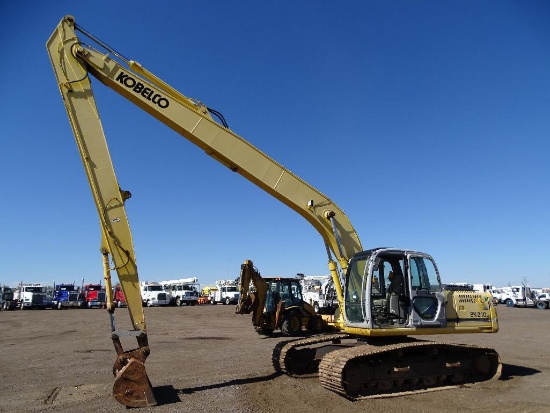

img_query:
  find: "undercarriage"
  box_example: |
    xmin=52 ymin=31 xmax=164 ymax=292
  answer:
xmin=273 ymin=334 xmax=501 ymax=399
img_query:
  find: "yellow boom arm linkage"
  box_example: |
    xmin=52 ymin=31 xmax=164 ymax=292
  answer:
xmin=47 ymin=15 xmax=363 ymax=406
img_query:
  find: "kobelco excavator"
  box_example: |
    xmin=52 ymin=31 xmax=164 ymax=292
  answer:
xmin=47 ymin=15 xmax=501 ymax=407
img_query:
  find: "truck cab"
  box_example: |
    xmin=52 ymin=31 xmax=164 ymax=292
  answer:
xmin=0 ymin=286 xmax=16 ymax=310
xmin=140 ymin=282 xmax=171 ymax=307
xmin=52 ymin=283 xmax=83 ymax=309
xmin=82 ymin=284 xmax=107 ymax=308
xmin=14 ymin=284 xmax=48 ymax=310
xmin=210 ymin=280 xmax=240 ymax=305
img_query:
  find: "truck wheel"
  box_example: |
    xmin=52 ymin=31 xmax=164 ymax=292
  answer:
xmin=537 ymin=301 xmax=547 ymax=310
xmin=506 ymin=299 xmax=514 ymax=307
xmin=313 ymin=302 xmax=320 ymax=313
xmin=176 ymin=297 xmax=181 ymax=306
xmin=147 ymin=300 xmax=152 ymax=307
xmin=211 ymin=298 xmax=216 ymax=305
xmin=225 ymin=297 xmax=231 ymax=305
xmin=281 ymin=314 xmax=302 ymax=336
xmin=57 ymin=302 xmax=62 ymax=310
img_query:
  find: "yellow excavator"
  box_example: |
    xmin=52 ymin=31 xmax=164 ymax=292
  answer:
xmin=47 ymin=15 xmax=501 ymax=408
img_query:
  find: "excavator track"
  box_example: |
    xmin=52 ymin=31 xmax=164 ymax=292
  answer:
xmin=273 ymin=333 xmax=352 ymax=377
xmin=318 ymin=341 xmax=501 ymax=400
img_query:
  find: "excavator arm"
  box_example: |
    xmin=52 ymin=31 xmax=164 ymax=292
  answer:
xmin=47 ymin=18 xmax=157 ymax=407
xmin=47 ymin=15 xmax=362 ymax=406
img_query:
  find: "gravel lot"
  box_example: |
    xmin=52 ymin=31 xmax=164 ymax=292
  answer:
xmin=0 ymin=304 xmax=548 ymax=413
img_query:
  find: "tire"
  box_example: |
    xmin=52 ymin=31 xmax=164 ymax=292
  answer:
xmin=147 ymin=300 xmax=152 ymax=307
xmin=57 ymin=301 xmax=62 ymax=310
xmin=225 ymin=297 xmax=231 ymax=305
xmin=210 ymin=298 xmax=216 ymax=305
xmin=117 ymin=300 xmax=123 ymax=308
xmin=281 ymin=313 xmax=302 ymax=336
xmin=176 ymin=297 xmax=181 ymax=306
xmin=506 ymin=299 xmax=514 ymax=307
xmin=537 ymin=301 xmax=547 ymax=310
xmin=313 ymin=302 xmax=320 ymax=313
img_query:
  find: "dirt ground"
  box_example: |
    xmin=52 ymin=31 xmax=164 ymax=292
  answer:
xmin=0 ymin=304 xmax=548 ymax=413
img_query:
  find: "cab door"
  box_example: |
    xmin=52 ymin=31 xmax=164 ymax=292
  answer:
xmin=408 ymin=253 xmax=447 ymax=328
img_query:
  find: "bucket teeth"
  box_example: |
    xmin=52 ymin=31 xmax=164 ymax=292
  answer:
xmin=113 ymin=358 xmax=157 ymax=407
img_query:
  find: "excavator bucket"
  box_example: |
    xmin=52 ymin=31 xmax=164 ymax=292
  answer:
xmin=113 ymin=358 xmax=157 ymax=407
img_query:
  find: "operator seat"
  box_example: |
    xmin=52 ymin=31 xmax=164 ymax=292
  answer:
xmin=387 ymin=269 xmax=408 ymax=323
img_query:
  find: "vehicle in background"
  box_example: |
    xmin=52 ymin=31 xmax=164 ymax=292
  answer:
xmin=0 ymin=286 xmax=17 ymax=310
xmin=82 ymin=283 xmax=107 ymax=308
xmin=299 ymin=275 xmax=338 ymax=314
xmin=500 ymin=285 xmax=535 ymax=307
xmin=238 ymin=261 xmax=324 ymax=336
xmin=210 ymin=280 xmax=239 ymax=305
xmin=140 ymin=282 xmax=171 ymax=307
xmin=13 ymin=283 xmax=48 ymax=310
xmin=51 ymin=282 xmax=83 ymax=309
xmin=113 ymin=285 xmax=127 ymax=307
xmin=161 ymin=278 xmax=200 ymax=306
xmin=535 ymin=293 xmax=550 ymax=309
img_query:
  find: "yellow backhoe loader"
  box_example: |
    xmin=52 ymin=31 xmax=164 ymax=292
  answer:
xmin=236 ymin=260 xmax=324 ymax=336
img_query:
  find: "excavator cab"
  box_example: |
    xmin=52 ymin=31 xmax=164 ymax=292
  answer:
xmin=344 ymin=248 xmax=447 ymax=330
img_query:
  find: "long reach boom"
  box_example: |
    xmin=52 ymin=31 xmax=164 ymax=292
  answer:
xmin=47 ymin=15 xmax=361 ymax=406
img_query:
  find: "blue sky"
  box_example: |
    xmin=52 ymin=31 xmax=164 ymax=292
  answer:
xmin=1 ymin=1 xmax=549 ymax=289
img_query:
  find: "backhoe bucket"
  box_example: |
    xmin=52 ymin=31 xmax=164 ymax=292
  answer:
xmin=113 ymin=358 xmax=157 ymax=407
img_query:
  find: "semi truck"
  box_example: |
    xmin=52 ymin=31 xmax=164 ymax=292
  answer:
xmin=13 ymin=283 xmax=48 ymax=310
xmin=52 ymin=282 xmax=83 ymax=309
xmin=81 ymin=283 xmax=107 ymax=308
xmin=113 ymin=285 xmax=127 ymax=307
xmin=0 ymin=286 xmax=16 ymax=310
